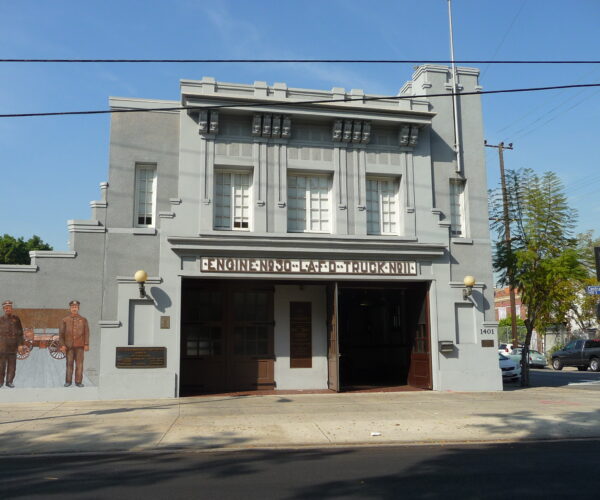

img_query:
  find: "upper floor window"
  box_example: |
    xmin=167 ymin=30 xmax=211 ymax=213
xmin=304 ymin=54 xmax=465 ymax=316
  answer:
xmin=366 ymin=177 xmax=399 ymax=235
xmin=449 ymin=179 xmax=466 ymax=237
xmin=134 ymin=163 xmax=157 ymax=227
xmin=288 ymin=174 xmax=331 ymax=233
xmin=214 ymin=171 xmax=251 ymax=230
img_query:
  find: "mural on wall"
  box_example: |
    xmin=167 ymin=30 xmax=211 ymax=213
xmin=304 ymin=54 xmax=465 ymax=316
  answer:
xmin=0 ymin=300 xmax=24 ymax=388
xmin=0 ymin=300 xmax=93 ymax=389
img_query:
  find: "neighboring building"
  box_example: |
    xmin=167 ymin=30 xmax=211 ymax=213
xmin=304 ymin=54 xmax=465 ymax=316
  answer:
xmin=494 ymin=287 xmax=526 ymax=321
xmin=0 ymin=65 xmax=501 ymax=402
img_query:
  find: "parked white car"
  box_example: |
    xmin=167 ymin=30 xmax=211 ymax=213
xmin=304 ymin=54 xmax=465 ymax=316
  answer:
xmin=509 ymin=348 xmax=547 ymax=368
xmin=499 ymin=353 xmax=521 ymax=382
xmin=498 ymin=343 xmax=518 ymax=355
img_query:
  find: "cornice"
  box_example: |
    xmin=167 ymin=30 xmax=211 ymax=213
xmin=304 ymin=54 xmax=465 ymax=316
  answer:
xmin=167 ymin=233 xmax=446 ymax=258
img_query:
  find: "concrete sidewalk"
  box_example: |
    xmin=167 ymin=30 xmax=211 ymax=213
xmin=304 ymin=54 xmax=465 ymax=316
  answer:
xmin=1 ymin=387 xmax=599 ymax=456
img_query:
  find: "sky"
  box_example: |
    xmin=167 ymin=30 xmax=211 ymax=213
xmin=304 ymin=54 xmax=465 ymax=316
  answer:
xmin=1 ymin=0 xmax=600 ymax=250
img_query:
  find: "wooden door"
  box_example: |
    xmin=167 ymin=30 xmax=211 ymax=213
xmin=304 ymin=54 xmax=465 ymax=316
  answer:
xmin=228 ymin=287 xmax=275 ymax=390
xmin=180 ymin=286 xmax=227 ymax=394
xmin=408 ymin=290 xmax=432 ymax=389
xmin=327 ymin=283 xmax=340 ymax=391
xmin=181 ymin=282 xmax=275 ymax=394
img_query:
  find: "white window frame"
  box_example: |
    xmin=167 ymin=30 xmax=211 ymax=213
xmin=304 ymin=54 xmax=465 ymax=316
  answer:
xmin=366 ymin=176 xmax=400 ymax=235
xmin=134 ymin=163 xmax=157 ymax=228
xmin=287 ymin=173 xmax=332 ymax=233
xmin=498 ymin=307 xmax=507 ymax=320
xmin=213 ymin=169 xmax=252 ymax=231
xmin=449 ymin=179 xmax=466 ymax=237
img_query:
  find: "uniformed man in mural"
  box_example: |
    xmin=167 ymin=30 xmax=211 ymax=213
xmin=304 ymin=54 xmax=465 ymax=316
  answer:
xmin=59 ymin=300 xmax=89 ymax=387
xmin=0 ymin=300 xmax=25 ymax=388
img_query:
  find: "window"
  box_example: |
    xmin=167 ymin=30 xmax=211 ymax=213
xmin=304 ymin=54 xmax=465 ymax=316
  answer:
xmin=366 ymin=177 xmax=399 ymax=235
xmin=449 ymin=179 xmax=466 ymax=237
xmin=134 ymin=164 xmax=156 ymax=227
xmin=214 ymin=171 xmax=251 ymax=230
xmin=497 ymin=307 xmax=507 ymax=320
xmin=287 ymin=174 xmax=331 ymax=233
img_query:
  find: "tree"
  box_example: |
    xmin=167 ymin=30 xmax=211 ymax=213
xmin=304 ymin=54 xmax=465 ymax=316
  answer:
xmin=497 ymin=316 xmax=525 ymax=328
xmin=564 ymin=231 xmax=600 ymax=333
xmin=0 ymin=234 xmax=53 ymax=264
xmin=490 ymin=169 xmax=587 ymax=386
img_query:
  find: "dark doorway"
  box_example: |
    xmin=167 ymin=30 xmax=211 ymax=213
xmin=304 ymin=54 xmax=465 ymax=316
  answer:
xmin=180 ymin=280 xmax=275 ymax=396
xmin=337 ymin=282 xmax=431 ymax=390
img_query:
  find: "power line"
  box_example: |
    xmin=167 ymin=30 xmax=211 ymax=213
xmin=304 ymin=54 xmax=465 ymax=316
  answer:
xmin=3 ymin=58 xmax=600 ymax=64
xmin=2 ymin=81 xmax=600 ymax=119
xmin=480 ymin=0 xmax=528 ymax=79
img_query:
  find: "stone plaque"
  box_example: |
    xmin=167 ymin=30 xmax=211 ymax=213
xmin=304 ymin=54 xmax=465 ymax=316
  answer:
xmin=290 ymin=302 xmax=312 ymax=368
xmin=116 ymin=347 xmax=167 ymax=368
xmin=481 ymin=340 xmax=495 ymax=348
xmin=160 ymin=316 xmax=170 ymax=329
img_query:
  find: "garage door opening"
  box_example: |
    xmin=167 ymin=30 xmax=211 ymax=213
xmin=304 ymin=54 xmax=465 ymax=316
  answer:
xmin=180 ymin=279 xmax=275 ymax=396
xmin=336 ymin=283 xmax=431 ymax=390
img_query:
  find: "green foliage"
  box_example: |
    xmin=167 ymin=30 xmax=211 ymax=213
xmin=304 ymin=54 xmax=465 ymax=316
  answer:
xmin=497 ymin=316 xmax=526 ymax=328
xmin=549 ymin=343 xmax=565 ymax=355
xmin=489 ymin=169 xmax=586 ymax=347
xmin=0 ymin=234 xmax=53 ymax=264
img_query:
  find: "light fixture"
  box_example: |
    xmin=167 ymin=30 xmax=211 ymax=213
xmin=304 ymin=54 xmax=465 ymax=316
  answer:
xmin=134 ymin=269 xmax=148 ymax=298
xmin=462 ymin=275 xmax=476 ymax=300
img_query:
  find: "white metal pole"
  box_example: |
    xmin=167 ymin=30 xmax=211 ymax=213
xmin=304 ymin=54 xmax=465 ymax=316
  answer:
xmin=448 ymin=0 xmax=462 ymax=174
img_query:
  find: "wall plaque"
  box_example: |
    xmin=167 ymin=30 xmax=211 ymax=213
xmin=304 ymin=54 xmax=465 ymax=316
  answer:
xmin=201 ymin=257 xmax=417 ymax=276
xmin=290 ymin=302 xmax=312 ymax=368
xmin=481 ymin=340 xmax=495 ymax=348
xmin=116 ymin=347 xmax=167 ymax=368
xmin=160 ymin=316 xmax=170 ymax=329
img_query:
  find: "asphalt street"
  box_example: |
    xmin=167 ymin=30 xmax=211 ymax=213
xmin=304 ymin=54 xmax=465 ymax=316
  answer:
xmin=504 ymin=367 xmax=600 ymax=391
xmin=1 ymin=440 xmax=598 ymax=499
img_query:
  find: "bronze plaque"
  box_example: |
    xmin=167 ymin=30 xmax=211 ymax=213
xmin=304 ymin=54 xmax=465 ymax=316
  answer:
xmin=481 ymin=340 xmax=495 ymax=348
xmin=290 ymin=302 xmax=312 ymax=368
xmin=160 ymin=316 xmax=170 ymax=329
xmin=116 ymin=347 xmax=167 ymax=368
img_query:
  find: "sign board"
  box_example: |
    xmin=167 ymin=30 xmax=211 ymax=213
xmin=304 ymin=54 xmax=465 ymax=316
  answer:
xmin=586 ymin=286 xmax=600 ymax=295
xmin=116 ymin=347 xmax=167 ymax=368
xmin=290 ymin=302 xmax=312 ymax=368
xmin=201 ymin=257 xmax=417 ymax=276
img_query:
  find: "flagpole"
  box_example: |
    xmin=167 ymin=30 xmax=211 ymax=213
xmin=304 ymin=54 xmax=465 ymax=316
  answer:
xmin=448 ymin=0 xmax=462 ymax=174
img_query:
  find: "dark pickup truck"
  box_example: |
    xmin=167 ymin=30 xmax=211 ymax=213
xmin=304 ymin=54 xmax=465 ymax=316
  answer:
xmin=551 ymin=339 xmax=600 ymax=372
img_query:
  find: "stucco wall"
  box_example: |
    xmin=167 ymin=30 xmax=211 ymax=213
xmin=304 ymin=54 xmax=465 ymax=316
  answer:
xmin=274 ymin=284 xmax=328 ymax=390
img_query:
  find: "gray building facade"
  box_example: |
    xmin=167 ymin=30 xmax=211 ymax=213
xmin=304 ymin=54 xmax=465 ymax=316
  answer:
xmin=0 ymin=65 xmax=501 ymax=402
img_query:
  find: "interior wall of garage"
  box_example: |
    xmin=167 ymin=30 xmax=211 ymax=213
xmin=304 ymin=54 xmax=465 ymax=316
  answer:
xmin=274 ymin=284 xmax=328 ymax=390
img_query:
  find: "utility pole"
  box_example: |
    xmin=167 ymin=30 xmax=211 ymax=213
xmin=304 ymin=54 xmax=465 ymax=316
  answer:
xmin=485 ymin=141 xmax=518 ymax=350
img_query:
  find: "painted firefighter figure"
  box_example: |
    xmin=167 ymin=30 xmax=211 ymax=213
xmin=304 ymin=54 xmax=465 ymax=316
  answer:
xmin=59 ymin=300 xmax=90 ymax=387
xmin=0 ymin=300 xmax=25 ymax=388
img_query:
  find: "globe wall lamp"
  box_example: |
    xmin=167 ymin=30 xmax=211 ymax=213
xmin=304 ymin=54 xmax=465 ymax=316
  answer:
xmin=134 ymin=270 xmax=148 ymax=298
xmin=462 ymin=275 xmax=476 ymax=300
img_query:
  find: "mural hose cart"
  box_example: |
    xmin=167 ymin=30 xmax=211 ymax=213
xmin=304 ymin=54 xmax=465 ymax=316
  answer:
xmin=48 ymin=335 xmax=66 ymax=359
xmin=16 ymin=329 xmax=33 ymax=360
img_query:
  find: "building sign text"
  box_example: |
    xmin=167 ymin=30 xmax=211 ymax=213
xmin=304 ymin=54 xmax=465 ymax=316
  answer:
xmin=200 ymin=257 xmax=417 ymax=276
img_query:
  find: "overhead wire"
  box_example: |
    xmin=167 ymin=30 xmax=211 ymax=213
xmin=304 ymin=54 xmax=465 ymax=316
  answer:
xmin=3 ymin=58 xmax=600 ymax=64
xmin=2 ymin=81 xmax=600 ymax=119
xmin=480 ymin=0 xmax=528 ymax=79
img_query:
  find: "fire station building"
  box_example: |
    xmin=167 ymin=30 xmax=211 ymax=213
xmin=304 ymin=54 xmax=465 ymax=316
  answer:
xmin=0 ymin=65 xmax=502 ymax=401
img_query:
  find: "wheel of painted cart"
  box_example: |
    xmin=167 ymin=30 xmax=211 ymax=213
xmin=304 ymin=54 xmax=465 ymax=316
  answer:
xmin=16 ymin=349 xmax=29 ymax=360
xmin=552 ymin=358 xmax=563 ymax=371
xmin=577 ymin=366 xmax=588 ymax=371
xmin=590 ymin=358 xmax=600 ymax=372
xmin=48 ymin=341 xmax=66 ymax=360
xmin=16 ymin=340 xmax=33 ymax=360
